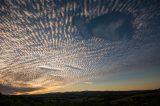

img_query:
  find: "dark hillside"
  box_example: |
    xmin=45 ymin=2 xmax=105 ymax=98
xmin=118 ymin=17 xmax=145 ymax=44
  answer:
xmin=0 ymin=89 xmax=160 ymax=106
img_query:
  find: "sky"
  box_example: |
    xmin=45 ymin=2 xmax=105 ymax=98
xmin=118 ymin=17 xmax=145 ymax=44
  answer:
xmin=0 ymin=0 xmax=160 ymax=95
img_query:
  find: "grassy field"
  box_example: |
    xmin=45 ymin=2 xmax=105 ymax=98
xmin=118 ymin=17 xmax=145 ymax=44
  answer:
xmin=0 ymin=89 xmax=160 ymax=106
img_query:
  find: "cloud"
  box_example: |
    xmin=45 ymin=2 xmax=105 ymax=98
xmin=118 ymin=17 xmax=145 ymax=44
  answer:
xmin=0 ymin=84 xmax=42 ymax=95
xmin=83 ymin=82 xmax=93 ymax=85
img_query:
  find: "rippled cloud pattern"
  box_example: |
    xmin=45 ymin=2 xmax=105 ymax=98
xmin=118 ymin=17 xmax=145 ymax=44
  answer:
xmin=0 ymin=0 xmax=160 ymax=94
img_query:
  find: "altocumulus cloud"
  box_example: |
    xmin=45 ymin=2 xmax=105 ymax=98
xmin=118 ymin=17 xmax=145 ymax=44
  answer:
xmin=0 ymin=84 xmax=42 ymax=95
xmin=0 ymin=0 xmax=160 ymax=94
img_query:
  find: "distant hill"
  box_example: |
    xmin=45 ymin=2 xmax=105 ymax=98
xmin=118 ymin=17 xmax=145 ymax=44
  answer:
xmin=0 ymin=89 xmax=160 ymax=106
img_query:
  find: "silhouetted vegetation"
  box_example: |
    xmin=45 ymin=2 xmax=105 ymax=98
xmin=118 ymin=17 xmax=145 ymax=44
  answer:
xmin=0 ymin=89 xmax=160 ymax=106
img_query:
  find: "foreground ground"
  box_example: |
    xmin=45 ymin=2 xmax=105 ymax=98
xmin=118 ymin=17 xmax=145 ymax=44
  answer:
xmin=0 ymin=89 xmax=160 ymax=106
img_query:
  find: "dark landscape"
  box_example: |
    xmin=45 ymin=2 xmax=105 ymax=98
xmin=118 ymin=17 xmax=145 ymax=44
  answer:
xmin=0 ymin=89 xmax=160 ymax=106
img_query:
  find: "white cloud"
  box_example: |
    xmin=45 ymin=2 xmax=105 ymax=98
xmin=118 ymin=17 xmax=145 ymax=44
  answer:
xmin=83 ymin=82 xmax=93 ymax=85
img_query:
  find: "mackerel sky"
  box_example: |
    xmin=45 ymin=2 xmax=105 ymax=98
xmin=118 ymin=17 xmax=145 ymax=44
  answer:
xmin=0 ymin=0 xmax=160 ymax=95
